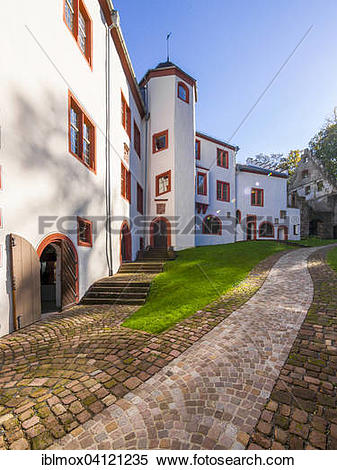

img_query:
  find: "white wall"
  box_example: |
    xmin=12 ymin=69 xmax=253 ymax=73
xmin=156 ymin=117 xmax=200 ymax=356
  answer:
xmin=236 ymin=170 xmax=300 ymax=241
xmin=195 ymin=137 xmax=236 ymax=246
xmin=0 ymin=0 xmax=145 ymax=336
xmin=174 ymin=77 xmax=196 ymax=250
xmin=146 ymin=72 xmax=195 ymax=250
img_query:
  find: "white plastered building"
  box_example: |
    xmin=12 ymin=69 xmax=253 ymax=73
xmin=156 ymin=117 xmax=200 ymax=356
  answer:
xmin=0 ymin=0 xmax=300 ymax=337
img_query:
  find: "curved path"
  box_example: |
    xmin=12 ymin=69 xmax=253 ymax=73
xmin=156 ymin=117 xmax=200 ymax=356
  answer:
xmin=54 ymin=248 xmax=316 ymax=450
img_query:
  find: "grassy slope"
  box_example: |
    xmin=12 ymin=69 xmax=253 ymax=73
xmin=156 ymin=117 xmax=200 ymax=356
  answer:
xmin=327 ymin=247 xmax=337 ymax=273
xmin=122 ymin=241 xmax=294 ymax=334
xmin=293 ymin=238 xmax=337 ymax=247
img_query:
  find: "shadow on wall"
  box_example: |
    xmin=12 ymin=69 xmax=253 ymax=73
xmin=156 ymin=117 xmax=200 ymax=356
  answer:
xmin=5 ymin=88 xmax=107 ymax=328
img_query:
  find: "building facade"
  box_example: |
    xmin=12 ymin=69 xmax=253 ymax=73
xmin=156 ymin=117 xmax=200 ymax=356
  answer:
xmin=288 ymin=149 xmax=337 ymax=239
xmin=0 ymin=0 xmax=300 ymax=337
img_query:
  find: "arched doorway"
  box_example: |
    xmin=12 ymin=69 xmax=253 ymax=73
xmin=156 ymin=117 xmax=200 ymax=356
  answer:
xmin=120 ymin=222 xmax=132 ymax=262
xmin=202 ymin=215 xmax=222 ymax=235
xmin=246 ymin=215 xmax=257 ymax=240
xmin=278 ymin=225 xmax=288 ymax=241
xmin=37 ymin=234 xmax=79 ymax=311
xmin=258 ymin=221 xmax=275 ymax=238
xmin=40 ymin=243 xmax=61 ymax=313
xmin=150 ymin=217 xmax=171 ymax=249
xmin=309 ymin=219 xmax=323 ymax=237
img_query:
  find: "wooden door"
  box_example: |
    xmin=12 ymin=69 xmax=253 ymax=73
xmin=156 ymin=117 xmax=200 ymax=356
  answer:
xmin=121 ymin=224 xmax=131 ymax=261
xmin=61 ymin=238 xmax=78 ymax=308
xmin=10 ymin=234 xmax=41 ymax=329
xmin=154 ymin=220 xmax=167 ymax=248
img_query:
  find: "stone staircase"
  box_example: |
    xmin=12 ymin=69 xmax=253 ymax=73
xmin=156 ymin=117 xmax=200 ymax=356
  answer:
xmin=81 ymin=260 xmax=165 ymax=306
xmin=138 ymin=247 xmax=176 ymax=261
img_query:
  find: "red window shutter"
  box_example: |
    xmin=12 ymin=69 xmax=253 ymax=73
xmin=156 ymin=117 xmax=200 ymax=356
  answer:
xmin=127 ymin=107 xmax=131 ymax=137
xmin=127 ymin=170 xmax=131 ymax=202
xmin=121 ymin=95 xmax=125 ymax=128
xmin=121 ymin=164 xmax=126 ymax=198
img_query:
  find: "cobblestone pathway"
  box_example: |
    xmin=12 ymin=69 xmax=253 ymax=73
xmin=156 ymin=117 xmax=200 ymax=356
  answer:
xmin=52 ymin=248 xmax=317 ymax=450
xmin=248 ymin=247 xmax=337 ymax=450
xmin=0 ymin=252 xmax=282 ymax=450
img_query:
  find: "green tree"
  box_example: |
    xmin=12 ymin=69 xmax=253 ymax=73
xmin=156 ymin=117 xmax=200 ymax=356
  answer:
xmin=309 ymin=119 xmax=337 ymax=181
xmin=279 ymin=149 xmax=302 ymax=176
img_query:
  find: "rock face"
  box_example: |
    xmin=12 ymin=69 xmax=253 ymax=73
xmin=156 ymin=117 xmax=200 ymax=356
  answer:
xmin=288 ymin=149 xmax=337 ymax=239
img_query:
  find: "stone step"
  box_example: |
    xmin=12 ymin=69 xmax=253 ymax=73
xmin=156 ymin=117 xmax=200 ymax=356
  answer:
xmin=85 ymin=292 xmax=148 ymax=299
xmin=95 ymin=281 xmax=150 ymax=288
xmin=120 ymin=262 xmax=164 ymax=267
xmin=118 ymin=267 xmax=163 ymax=273
xmin=89 ymin=286 xmax=149 ymax=293
xmin=81 ymin=298 xmax=146 ymax=305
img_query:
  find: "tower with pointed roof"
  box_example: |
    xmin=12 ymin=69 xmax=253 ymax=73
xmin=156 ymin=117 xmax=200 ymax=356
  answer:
xmin=140 ymin=61 xmax=197 ymax=250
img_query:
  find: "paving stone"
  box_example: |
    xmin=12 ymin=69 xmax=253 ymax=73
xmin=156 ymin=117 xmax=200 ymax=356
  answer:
xmin=9 ymin=438 xmax=30 ymax=450
xmin=48 ymin=249 xmax=318 ymax=450
xmin=249 ymin=247 xmax=337 ymax=450
xmin=2 ymin=246 xmax=336 ymax=450
xmin=292 ymin=408 xmax=308 ymax=424
xmin=309 ymin=430 xmax=326 ymax=449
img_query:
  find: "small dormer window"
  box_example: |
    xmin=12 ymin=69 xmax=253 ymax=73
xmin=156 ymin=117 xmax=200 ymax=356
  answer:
xmin=177 ymin=82 xmax=189 ymax=103
xmin=302 ymin=170 xmax=309 ymax=179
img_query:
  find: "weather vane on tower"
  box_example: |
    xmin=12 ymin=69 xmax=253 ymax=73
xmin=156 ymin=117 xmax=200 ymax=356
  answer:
xmin=166 ymin=32 xmax=172 ymax=62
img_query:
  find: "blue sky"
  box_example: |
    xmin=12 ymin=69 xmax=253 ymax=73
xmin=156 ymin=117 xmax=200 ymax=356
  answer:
xmin=115 ymin=0 xmax=337 ymax=163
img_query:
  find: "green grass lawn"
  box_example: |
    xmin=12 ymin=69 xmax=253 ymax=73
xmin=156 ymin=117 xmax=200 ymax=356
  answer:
xmin=327 ymin=247 xmax=337 ymax=273
xmin=293 ymin=237 xmax=337 ymax=247
xmin=122 ymin=241 xmax=295 ymax=334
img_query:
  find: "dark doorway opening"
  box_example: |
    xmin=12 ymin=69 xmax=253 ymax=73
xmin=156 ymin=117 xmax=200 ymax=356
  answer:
xmin=38 ymin=234 xmax=79 ymax=312
xmin=309 ymin=219 xmax=323 ymax=237
xmin=153 ymin=219 xmax=168 ymax=248
xmin=40 ymin=244 xmax=60 ymax=313
xmin=121 ymin=223 xmax=132 ymax=262
xmin=246 ymin=216 xmax=257 ymax=241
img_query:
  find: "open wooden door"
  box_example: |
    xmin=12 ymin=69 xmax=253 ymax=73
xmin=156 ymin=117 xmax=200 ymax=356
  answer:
xmin=61 ymin=238 xmax=78 ymax=308
xmin=10 ymin=234 xmax=41 ymax=329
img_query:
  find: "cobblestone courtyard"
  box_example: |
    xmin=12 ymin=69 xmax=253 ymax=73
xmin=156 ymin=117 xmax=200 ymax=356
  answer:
xmin=0 ymin=252 xmax=281 ymax=450
xmin=0 ymin=247 xmax=336 ymax=450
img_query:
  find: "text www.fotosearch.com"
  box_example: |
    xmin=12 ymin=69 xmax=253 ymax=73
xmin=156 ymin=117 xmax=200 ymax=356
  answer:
xmin=41 ymin=452 xmax=295 ymax=467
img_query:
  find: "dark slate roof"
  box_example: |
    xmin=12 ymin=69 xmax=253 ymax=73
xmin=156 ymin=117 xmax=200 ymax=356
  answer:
xmin=237 ymin=164 xmax=288 ymax=178
xmin=155 ymin=61 xmax=177 ymax=69
xmin=139 ymin=61 xmax=197 ymax=87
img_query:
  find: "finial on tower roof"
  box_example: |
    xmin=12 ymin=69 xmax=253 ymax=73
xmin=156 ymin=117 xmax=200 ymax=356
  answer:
xmin=166 ymin=32 xmax=172 ymax=62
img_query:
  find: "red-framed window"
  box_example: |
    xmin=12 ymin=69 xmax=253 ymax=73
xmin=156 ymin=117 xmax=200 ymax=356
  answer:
xmin=156 ymin=170 xmax=171 ymax=196
xmin=121 ymin=163 xmax=131 ymax=202
xmin=137 ymin=183 xmax=143 ymax=215
xmin=259 ymin=221 xmax=274 ymax=238
xmin=216 ymin=181 xmax=230 ymax=202
xmin=197 ymin=172 xmax=207 ymax=195
xmin=63 ymin=0 xmax=93 ymax=68
xmin=203 ymin=215 xmax=222 ymax=235
xmin=236 ymin=210 xmax=241 ymax=224
xmin=77 ymin=216 xmax=92 ymax=247
xmin=134 ymin=121 xmax=141 ymax=158
xmin=195 ymin=139 xmax=200 ymax=160
xmin=251 ymin=188 xmax=264 ymax=206
xmin=121 ymin=91 xmax=131 ymax=137
xmin=177 ymin=81 xmax=189 ymax=103
xmin=217 ymin=148 xmax=229 ymax=168
xmin=68 ymin=92 xmax=96 ymax=173
xmin=152 ymin=130 xmax=168 ymax=153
